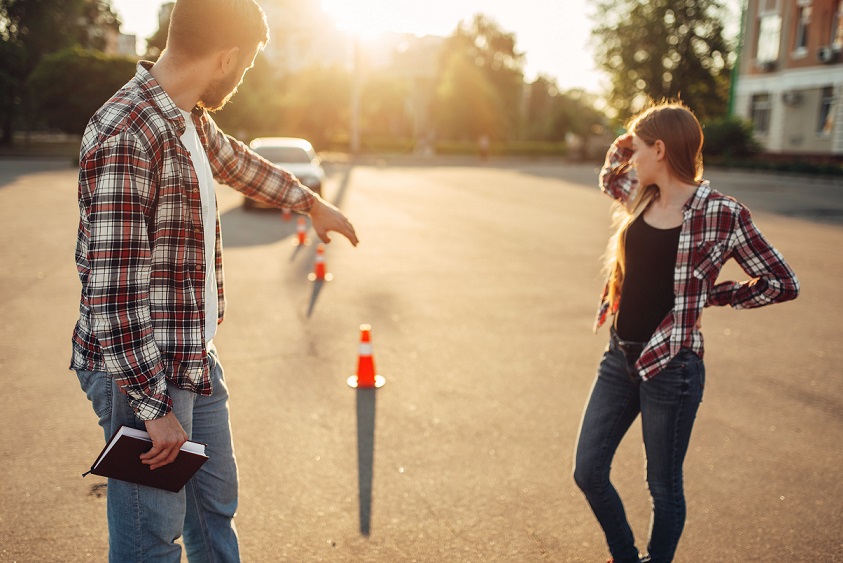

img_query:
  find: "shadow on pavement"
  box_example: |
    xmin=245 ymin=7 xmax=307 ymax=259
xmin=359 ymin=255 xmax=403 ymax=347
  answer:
xmin=220 ymin=164 xmax=355 ymax=248
xmin=327 ymin=164 xmax=354 ymax=210
xmin=355 ymin=387 xmax=377 ymax=537
xmin=305 ymin=279 xmax=325 ymax=318
xmin=0 ymin=159 xmax=76 ymax=190
xmin=220 ymin=205 xmax=301 ymax=248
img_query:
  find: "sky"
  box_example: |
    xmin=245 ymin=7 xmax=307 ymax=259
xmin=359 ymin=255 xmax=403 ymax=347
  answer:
xmin=110 ymin=0 xmax=607 ymax=92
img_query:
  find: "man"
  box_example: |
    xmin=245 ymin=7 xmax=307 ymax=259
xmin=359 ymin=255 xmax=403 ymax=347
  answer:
xmin=70 ymin=0 xmax=358 ymax=560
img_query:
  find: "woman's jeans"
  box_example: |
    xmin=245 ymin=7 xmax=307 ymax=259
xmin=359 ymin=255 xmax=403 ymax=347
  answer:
xmin=76 ymin=347 xmax=240 ymax=563
xmin=574 ymin=335 xmax=705 ymax=563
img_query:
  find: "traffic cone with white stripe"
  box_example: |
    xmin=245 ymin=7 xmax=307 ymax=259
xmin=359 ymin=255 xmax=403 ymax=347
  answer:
xmin=347 ymin=324 xmax=385 ymax=388
xmin=308 ymin=244 xmax=333 ymax=282
xmin=281 ymin=207 xmax=292 ymax=221
xmin=293 ymin=216 xmax=309 ymax=246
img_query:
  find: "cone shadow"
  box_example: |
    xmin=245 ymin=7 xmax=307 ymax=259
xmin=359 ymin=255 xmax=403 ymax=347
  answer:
xmin=289 ymin=240 xmax=307 ymax=262
xmin=305 ymin=280 xmax=325 ymax=318
xmin=330 ymin=164 xmax=354 ymax=209
xmin=355 ymin=387 xmax=377 ymax=536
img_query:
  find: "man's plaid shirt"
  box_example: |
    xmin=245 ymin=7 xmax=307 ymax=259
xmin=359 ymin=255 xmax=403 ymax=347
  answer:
xmin=595 ymin=141 xmax=800 ymax=381
xmin=70 ymin=62 xmax=316 ymax=420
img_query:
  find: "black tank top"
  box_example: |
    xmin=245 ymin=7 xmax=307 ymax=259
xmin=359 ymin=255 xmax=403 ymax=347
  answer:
xmin=615 ymin=213 xmax=681 ymax=343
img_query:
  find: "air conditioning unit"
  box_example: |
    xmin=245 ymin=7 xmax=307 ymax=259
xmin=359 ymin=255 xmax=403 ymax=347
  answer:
xmin=819 ymin=46 xmax=839 ymax=64
xmin=782 ymin=90 xmax=803 ymax=106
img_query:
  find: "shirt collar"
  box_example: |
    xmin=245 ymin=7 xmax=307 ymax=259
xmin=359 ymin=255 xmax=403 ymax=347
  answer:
xmin=685 ymin=179 xmax=711 ymax=213
xmin=135 ymin=61 xmax=204 ymax=136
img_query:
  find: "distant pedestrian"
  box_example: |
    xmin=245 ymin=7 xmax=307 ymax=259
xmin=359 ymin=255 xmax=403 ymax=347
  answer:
xmin=478 ymin=134 xmax=490 ymax=161
xmin=572 ymin=100 xmax=799 ymax=563
xmin=70 ymin=0 xmax=357 ymax=561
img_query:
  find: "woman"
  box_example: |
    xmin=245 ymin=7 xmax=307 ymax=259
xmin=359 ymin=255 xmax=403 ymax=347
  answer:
xmin=572 ymin=101 xmax=799 ymax=563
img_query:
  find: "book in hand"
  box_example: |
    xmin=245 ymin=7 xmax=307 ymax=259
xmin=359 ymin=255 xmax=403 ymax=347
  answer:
xmin=84 ymin=426 xmax=208 ymax=493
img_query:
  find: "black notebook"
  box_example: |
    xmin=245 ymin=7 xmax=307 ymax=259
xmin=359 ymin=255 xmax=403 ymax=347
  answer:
xmin=85 ymin=426 xmax=208 ymax=493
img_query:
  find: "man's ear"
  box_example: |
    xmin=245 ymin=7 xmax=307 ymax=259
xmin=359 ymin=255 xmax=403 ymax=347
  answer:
xmin=218 ymin=46 xmax=241 ymax=76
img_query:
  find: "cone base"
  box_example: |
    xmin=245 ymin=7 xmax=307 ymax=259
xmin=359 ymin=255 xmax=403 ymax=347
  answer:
xmin=347 ymin=375 xmax=386 ymax=389
xmin=308 ymin=273 xmax=333 ymax=282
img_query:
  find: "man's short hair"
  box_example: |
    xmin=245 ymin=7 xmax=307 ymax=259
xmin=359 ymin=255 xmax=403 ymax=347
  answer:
xmin=166 ymin=0 xmax=269 ymax=58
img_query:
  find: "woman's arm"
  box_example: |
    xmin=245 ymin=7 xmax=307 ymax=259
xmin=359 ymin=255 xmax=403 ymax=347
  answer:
xmin=708 ymin=206 xmax=800 ymax=309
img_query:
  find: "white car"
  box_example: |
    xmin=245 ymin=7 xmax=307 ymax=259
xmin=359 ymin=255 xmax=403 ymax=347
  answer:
xmin=244 ymin=137 xmax=325 ymax=209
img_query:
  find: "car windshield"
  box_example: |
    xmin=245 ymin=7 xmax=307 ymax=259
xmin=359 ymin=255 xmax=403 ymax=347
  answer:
xmin=254 ymin=146 xmax=312 ymax=164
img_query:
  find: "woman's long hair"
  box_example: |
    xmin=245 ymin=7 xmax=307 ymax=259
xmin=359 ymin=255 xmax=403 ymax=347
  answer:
xmin=603 ymin=100 xmax=705 ymax=309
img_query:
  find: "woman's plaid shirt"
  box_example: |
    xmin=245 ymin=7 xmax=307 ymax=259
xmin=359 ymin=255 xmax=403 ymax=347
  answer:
xmin=595 ymin=141 xmax=800 ymax=381
xmin=70 ymin=62 xmax=316 ymax=420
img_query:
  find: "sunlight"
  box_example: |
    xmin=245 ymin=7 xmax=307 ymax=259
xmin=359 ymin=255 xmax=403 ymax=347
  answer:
xmin=320 ymin=0 xmax=398 ymax=39
xmin=319 ymin=0 xmax=448 ymax=39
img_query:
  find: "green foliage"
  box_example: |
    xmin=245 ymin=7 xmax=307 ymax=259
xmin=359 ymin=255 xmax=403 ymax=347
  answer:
xmin=210 ymin=54 xmax=286 ymax=140
xmin=0 ymin=38 xmax=26 ymax=140
xmin=434 ymin=51 xmax=506 ymax=140
xmin=432 ymin=14 xmax=525 ymax=141
xmin=591 ymin=0 xmax=732 ymax=122
xmin=0 ymin=0 xmax=122 ymax=143
xmin=701 ymin=115 xmax=758 ymax=157
xmin=277 ymin=65 xmax=351 ymax=150
xmin=27 ymin=46 xmax=136 ymax=134
xmin=525 ymin=78 xmax=607 ymax=142
xmin=361 ymin=73 xmax=413 ymax=139
xmin=433 ymin=139 xmax=567 ymax=157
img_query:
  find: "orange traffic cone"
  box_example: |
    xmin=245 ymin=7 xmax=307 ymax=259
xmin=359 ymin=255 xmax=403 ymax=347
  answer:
xmin=347 ymin=324 xmax=385 ymax=389
xmin=293 ymin=216 xmax=309 ymax=246
xmin=281 ymin=207 xmax=292 ymax=221
xmin=308 ymin=244 xmax=333 ymax=282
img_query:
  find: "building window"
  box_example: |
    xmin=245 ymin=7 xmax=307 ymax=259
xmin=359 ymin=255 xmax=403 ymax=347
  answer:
xmin=818 ymin=87 xmax=836 ymax=136
xmin=756 ymin=15 xmax=782 ymax=64
xmin=794 ymin=3 xmax=811 ymax=55
xmin=751 ymin=94 xmax=772 ymax=135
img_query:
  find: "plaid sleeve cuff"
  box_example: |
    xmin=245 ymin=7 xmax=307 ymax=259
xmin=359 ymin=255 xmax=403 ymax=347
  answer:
xmin=600 ymin=141 xmax=637 ymax=202
xmin=707 ymin=281 xmax=738 ymax=307
xmin=117 ymin=364 xmax=173 ymax=420
xmin=130 ymin=391 xmax=173 ymax=421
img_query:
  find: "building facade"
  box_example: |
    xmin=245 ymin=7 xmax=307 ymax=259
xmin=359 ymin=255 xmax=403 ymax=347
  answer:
xmin=734 ymin=0 xmax=843 ymax=155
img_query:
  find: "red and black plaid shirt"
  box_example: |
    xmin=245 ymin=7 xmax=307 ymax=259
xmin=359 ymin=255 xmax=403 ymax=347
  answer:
xmin=70 ymin=62 xmax=315 ymax=420
xmin=595 ymin=141 xmax=800 ymax=380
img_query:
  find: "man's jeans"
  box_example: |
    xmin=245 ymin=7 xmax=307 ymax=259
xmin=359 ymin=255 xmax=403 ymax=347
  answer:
xmin=573 ymin=341 xmax=705 ymax=563
xmin=76 ymin=347 xmax=240 ymax=562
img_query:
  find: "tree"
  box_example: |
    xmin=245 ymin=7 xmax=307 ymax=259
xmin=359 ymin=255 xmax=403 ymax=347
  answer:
xmin=143 ymin=1 xmax=172 ymax=59
xmin=434 ymin=51 xmax=506 ymax=141
xmin=591 ymin=0 xmax=732 ymax=122
xmin=0 ymin=0 xmax=121 ymax=143
xmin=211 ymin=54 xmax=287 ymax=141
xmin=360 ymin=72 xmax=413 ymax=140
xmin=27 ymin=46 xmax=136 ymax=134
xmin=277 ymin=65 xmax=350 ymax=149
xmin=524 ymin=76 xmax=607 ymax=142
xmin=432 ymin=14 xmax=525 ymax=141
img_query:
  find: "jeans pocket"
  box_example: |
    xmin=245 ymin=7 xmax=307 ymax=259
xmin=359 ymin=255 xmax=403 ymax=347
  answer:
xmin=76 ymin=370 xmax=113 ymax=420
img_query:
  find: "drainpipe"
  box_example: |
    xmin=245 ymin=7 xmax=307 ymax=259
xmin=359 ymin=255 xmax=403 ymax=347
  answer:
xmin=728 ymin=0 xmax=748 ymax=116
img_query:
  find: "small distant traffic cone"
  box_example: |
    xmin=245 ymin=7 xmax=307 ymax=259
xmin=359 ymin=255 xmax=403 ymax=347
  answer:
xmin=308 ymin=244 xmax=333 ymax=282
xmin=281 ymin=207 xmax=292 ymax=221
xmin=293 ymin=216 xmax=309 ymax=246
xmin=347 ymin=324 xmax=385 ymax=389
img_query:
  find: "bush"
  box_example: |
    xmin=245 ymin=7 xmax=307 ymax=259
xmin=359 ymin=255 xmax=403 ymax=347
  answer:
xmin=702 ymin=116 xmax=760 ymax=158
xmin=27 ymin=47 xmax=137 ymax=135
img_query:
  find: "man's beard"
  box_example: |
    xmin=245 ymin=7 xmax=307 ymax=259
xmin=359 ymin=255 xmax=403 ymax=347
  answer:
xmin=198 ymin=69 xmax=242 ymax=112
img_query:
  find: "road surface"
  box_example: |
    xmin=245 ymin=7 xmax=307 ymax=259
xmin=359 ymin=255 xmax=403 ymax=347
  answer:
xmin=0 ymin=157 xmax=841 ymax=562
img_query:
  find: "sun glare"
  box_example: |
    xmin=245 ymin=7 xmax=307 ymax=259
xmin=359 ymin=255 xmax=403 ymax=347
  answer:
xmin=319 ymin=0 xmax=446 ymax=39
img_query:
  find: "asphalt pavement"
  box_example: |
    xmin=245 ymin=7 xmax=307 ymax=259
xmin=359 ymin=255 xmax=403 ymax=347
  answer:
xmin=1 ymin=156 xmax=841 ymax=562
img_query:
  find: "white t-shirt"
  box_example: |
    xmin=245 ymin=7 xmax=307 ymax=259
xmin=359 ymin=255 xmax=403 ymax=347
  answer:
xmin=179 ymin=109 xmax=218 ymax=345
